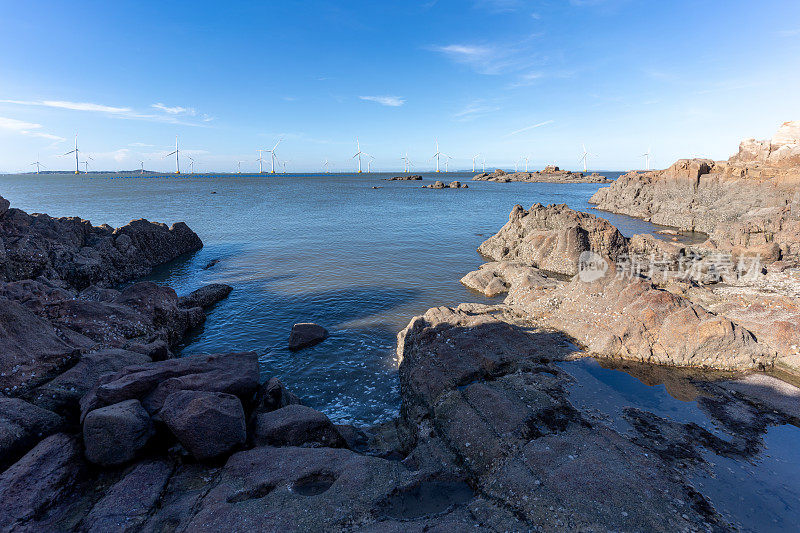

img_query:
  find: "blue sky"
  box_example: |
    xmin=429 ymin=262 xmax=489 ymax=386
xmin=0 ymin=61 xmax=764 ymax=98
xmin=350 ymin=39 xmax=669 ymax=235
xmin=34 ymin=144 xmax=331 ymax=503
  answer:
xmin=1 ymin=0 xmax=799 ymax=173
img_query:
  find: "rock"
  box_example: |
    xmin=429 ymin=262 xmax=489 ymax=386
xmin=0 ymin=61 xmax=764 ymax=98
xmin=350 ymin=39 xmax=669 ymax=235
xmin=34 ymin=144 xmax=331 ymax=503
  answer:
xmin=477 ymin=203 xmax=628 ymax=275
xmin=160 ymin=390 xmax=246 ymax=460
xmin=178 ymin=283 xmax=232 ymax=309
xmin=288 ymin=323 xmax=329 ymax=351
xmin=81 ymin=459 xmax=174 ymax=533
xmin=83 ymin=399 xmax=154 ymax=465
xmin=80 ymin=352 xmax=260 ymax=420
xmin=472 ymin=167 xmax=610 ymax=183
xmin=253 ymin=404 xmax=347 ymax=448
xmin=460 ymin=261 xmax=558 ymax=297
xmin=507 ymin=263 xmax=776 ymax=371
xmin=429 ymin=180 xmax=446 ymax=189
xmin=202 ymin=258 xmax=220 ymax=270
xmin=255 ymin=376 xmax=302 ymax=412
xmin=448 ymin=181 xmax=462 ymax=188
xmin=0 ymin=397 xmax=62 ymax=471
xmin=0 ymin=197 xmax=202 ymax=290
xmin=0 ymin=433 xmax=86 ymax=531
xmin=34 ymin=348 xmax=151 ymax=416
xmin=0 ymin=295 xmax=81 ymax=395
xmin=387 ymin=175 xmax=422 ymax=180
xmin=590 ymin=123 xmax=800 ymax=261
xmin=0 ymin=195 xmax=9 ymax=217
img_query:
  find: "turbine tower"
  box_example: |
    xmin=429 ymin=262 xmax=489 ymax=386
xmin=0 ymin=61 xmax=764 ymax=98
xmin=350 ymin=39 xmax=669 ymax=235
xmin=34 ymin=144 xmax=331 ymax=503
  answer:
xmin=578 ymin=144 xmax=596 ymax=172
xmin=164 ymin=135 xmax=181 ymax=174
xmin=482 ymin=157 xmax=486 ymax=172
xmin=323 ymin=159 xmax=330 ymax=173
xmin=431 ymin=140 xmax=442 ymax=172
xmin=81 ymin=156 xmax=93 ymax=172
xmin=472 ymin=154 xmax=481 ymax=173
xmin=524 ymin=156 xmax=529 ymax=172
xmin=237 ymin=160 xmax=244 ymax=174
xmin=353 ymin=138 xmax=364 ymax=173
xmin=30 ymin=154 xmax=44 ymax=174
xmin=267 ymin=139 xmax=282 ymax=174
xmin=257 ymin=149 xmax=266 ymax=174
xmin=140 ymin=161 xmax=145 ymax=174
xmin=62 ymin=134 xmax=80 ymax=174
xmin=366 ymin=154 xmax=374 ymax=173
xmin=642 ymin=147 xmax=651 ymax=171
xmin=443 ymin=154 xmax=453 ymax=172
xmin=188 ymin=156 xmax=195 ymax=174
xmin=401 ymin=152 xmax=412 ymax=173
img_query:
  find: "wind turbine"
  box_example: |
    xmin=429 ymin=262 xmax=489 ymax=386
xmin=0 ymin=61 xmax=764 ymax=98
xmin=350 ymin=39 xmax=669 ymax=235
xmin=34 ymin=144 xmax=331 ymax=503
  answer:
xmin=267 ymin=139 xmax=282 ymax=174
xmin=188 ymin=156 xmax=196 ymax=174
xmin=81 ymin=156 xmax=93 ymax=172
xmin=578 ymin=144 xmax=596 ymax=172
xmin=401 ymin=153 xmax=412 ymax=173
xmin=237 ymin=160 xmax=244 ymax=174
xmin=431 ymin=140 xmax=442 ymax=172
xmin=323 ymin=159 xmax=330 ymax=173
xmin=281 ymin=160 xmax=288 ymax=173
xmin=482 ymin=157 xmax=486 ymax=172
xmin=366 ymin=154 xmax=375 ymax=173
xmin=642 ymin=147 xmax=651 ymax=171
xmin=257 ymin=150 xmax=266 ymax=174
xmin=514 ymin=160 xmax=519 ymax=173
xmin=443 ymin=154 xmax=453 ymax=172
xmin=62 ymin=134 xmax=81 ymax=174
xmin=164 ymin=135 xmax=181 ymax=174
xmin=139 ymin=161 xmax=145 ymax=174
xmin=353 ymin=138 xmax=364 ymax=173
xmin=30 ymin=154 xmax=45 ymax=174
xmin=472 ymin=154 xmax=481 ymax=173
xmin=524 ymin=156 xmax=529 ymax=172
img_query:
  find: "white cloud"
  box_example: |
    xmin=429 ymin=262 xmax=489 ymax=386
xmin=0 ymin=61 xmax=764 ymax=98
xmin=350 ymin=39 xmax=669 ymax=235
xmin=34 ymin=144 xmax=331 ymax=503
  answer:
xmin=454 ymin=100 xmax=501 ymax=121
xmin=129 ymin=142 xmax=154 ymax=147
xmin=505 ymin=120 xmax=554 ymax=137
xmin=0 ymin=116 xmax=64 ymax=141
xmin=0 ymin=99 xmax=210 ymax=126
xmin=359 ymin=95 xmax=406 ymax=107
xmin=151 ymin=103 xmax=197 ymax=116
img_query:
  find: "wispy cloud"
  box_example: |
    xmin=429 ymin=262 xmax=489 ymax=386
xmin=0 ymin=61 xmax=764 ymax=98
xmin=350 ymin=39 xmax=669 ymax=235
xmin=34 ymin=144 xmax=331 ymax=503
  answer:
xmin=0 ymin=116 xmax=64 ymax=141
xmin=505 ymin=120 xmax=554 ymax=137
xmin=428 ymin=36 xmax=545 ymax=76
xmin=454 ymin=100 xmax=501 ymax=121
xmin=151 ymin=102 xmax=197 ymax=116
xmin=0 ymin=99 xmax=210 ymax=126
xmin=129 ymin=142 xmax=154 ymax=147
xmin=359 ymin=95 xmax=406 ymax=107
xmin=778 ymin=28 xmax=800 ymax=37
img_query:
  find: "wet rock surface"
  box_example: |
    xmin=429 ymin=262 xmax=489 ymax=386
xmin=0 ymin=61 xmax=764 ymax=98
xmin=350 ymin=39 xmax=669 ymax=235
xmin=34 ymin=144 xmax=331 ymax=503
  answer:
xmin=288 ymin=322 xmax=329 ymax=350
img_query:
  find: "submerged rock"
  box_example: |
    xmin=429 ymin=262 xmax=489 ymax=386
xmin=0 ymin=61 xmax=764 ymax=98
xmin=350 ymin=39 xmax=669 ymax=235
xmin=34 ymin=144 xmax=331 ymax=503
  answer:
xmin=288 ymin=322 xmax=329 ymax=351
xmin=178 ymin=283 xmax=233 ymax=309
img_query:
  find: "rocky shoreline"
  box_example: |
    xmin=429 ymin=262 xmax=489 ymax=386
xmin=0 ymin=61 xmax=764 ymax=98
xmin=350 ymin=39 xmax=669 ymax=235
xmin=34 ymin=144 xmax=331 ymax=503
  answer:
xmin=473 ymin=166 xmax=612 ymax=183
xmin=2 ymin=119 xmax=800 ymax=531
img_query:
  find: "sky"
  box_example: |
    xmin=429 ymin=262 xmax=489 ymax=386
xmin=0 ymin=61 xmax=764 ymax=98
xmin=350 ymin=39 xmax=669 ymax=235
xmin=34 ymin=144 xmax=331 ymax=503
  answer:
xmin=1 ymin=0 xmax=799 ymax=173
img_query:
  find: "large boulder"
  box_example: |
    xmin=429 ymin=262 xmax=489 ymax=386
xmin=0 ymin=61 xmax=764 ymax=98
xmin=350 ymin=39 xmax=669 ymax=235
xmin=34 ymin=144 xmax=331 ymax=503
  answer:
xmin=178 ymin=283 xmax=233 ymax=309
xmin=160 ymin=390 xmax=246 ymax=460
xmin=478 ymin=204 xmax=628 ymax=275
xmin=288 ymin=323 xmax=329 ymax=351
xmin=0 ymin=433 xmax=86 ymax=531
xmin=0 ymin=397 xmax=62 ymax=471
xmin=253 ymin=404 xmax=347 ymax=448
xmin=460 ymin=261 xmax=557 ymax=297
xmin=80 ymin=352 xmax=260 ymax=420
xmin=83 ymin=399 xmax=154 ymax=465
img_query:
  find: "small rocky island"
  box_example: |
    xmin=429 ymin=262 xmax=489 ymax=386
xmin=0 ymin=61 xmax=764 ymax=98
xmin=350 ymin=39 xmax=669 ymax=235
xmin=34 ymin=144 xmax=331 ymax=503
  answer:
xmin=1 ymin=123 xmax=799 ymax=531
xmin=473 ymin=165 xmax=612 ymax=183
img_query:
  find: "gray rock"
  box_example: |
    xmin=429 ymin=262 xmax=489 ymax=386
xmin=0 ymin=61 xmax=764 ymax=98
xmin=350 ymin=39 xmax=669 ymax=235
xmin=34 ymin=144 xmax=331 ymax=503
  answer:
xmin=289 ymin=323 xmax=329 ymax=351
xmin=0 ymin=195 xmax=9 ymax=217
xmin=253 ymin=404 xmax=347 ymax=448
xmin=161 ymin=390 xmax=246 ymax=460
xmin=0 ymin=433 xmax=85 ymax=531
xmin=178 ymin=283 xmax=232 ymax=309
xmin=0 ymin=397 xmax=62 ymax=471
xmin=81 ymin=459 xmax=174 ymax=533
xmin=83 ymin=399 xmax=153 ymax=465
xmin=256 ymin=376 xmax=302 ymax=412
xmin=80 ymin=352 xmax=260 ymax=420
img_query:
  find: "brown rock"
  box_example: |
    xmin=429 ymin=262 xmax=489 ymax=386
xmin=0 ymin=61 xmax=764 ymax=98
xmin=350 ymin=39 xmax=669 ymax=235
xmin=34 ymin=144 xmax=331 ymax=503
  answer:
xmin=253 ymin=404 xmax=347 ymax=448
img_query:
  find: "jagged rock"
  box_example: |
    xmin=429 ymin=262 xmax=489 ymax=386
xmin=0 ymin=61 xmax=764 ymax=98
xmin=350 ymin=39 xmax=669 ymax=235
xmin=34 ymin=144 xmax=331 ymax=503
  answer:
xmin=478 ymin=203 xmax=628 ymax=275
xmin=80 ymin=459 xmax=174 ymax=533
xmin=80 ymin=352 xmax=260 ymax=420
xmin=472 ymin=168 xmax=610 ymax=183
xmin=161 ymin=390 xmax=246 ymax=460
xmin=0 ymin=195 xmax=9 ymax=217
xmin=386 ymin=175 xmax=422 ymax=180
xmin=34 ymin=348 xmax=151 ymax=416
xmin=426 ymin=180 xmax=446 ymax=189
xmin=508 ymin=265 xmax=776 ymax=370
xmin=253 ymin=404 xmax=347 ymax=448
xmin=178 ymin=283 xmax=232 ymax=309
xmin=448 ymin=180 xmax=462 ymax=188
xmin=288 ymin=323 xmax=329 ymax=351
xmin=460 ymin=261 xmax=558 ymax=297
xmin=83 ymin=399 xmax=154 ymax=465
xmin=0 ymin=433 xmax=86 ymax=531
xmin=0 ymin=196 xmax=202 ymax=290
xmin=0 ymin=397 xmax=62 ymax=471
